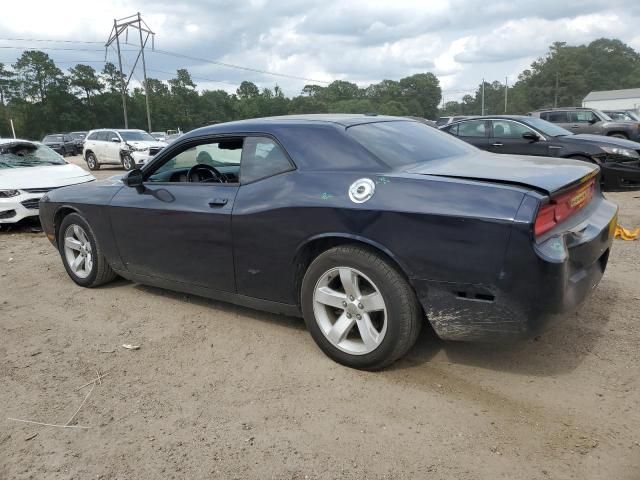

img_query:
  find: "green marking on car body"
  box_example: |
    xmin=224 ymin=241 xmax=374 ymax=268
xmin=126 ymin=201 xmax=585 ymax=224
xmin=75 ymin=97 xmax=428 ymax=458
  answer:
xmin=376 ymin=176 xmax=390 ymax=185
xmin=321 ymin=192 xmax=334 ymax=200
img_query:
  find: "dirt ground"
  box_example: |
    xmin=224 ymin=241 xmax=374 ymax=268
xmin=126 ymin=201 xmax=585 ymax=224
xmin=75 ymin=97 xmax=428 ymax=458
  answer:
xmin=1 ymin=156 xmax=639 ymax=479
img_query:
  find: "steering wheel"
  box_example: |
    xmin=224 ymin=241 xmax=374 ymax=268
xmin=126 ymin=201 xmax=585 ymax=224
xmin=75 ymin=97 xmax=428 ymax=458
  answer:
xmin=187 ymin=163 xmax=226 ymax=183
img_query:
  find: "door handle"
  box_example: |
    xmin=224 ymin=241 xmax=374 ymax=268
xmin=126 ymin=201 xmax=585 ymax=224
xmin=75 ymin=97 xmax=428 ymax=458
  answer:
xmin=492 ymin=142 xmax=503 ymax=147
xmin=208 ymin=198 xmax=228 ymax=207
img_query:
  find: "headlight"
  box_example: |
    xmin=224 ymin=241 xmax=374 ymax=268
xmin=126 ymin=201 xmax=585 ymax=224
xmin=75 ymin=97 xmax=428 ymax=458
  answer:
xmin=0 ymin=189 xmax=20 ymax=198
xmin=601 ymin=146 xmax=640 ymax=158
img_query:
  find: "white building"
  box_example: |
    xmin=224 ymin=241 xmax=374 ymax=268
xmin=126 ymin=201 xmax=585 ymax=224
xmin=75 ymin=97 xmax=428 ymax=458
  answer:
xmin=582 ymin=88 xmax=640 ymax=111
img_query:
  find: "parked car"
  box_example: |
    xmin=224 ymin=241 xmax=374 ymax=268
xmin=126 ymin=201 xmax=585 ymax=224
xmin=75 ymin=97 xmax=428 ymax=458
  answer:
xmin=435 ymin=115 xmax=472 ymax=127
xmin=151 ymin=131 xmax=167 ymax=142
xmin=0 ymin=139 xmax=94 ymax=226
xmin=41 ymin=133 xmax=76 ymax=156
xmin=439 ymin=115 xmax=640 ymax=190
xmin=602 ymin=110 xmax=640 ymax=122
xmin=68 ymin=131 xmax=88 ymax=155
xmin=530 ymin=107 xmax=640 ymax=141
xmin=83 ymin=129 xmax=167 ymax=171
xmin=40 ymin=115 xmax=617 ymax=370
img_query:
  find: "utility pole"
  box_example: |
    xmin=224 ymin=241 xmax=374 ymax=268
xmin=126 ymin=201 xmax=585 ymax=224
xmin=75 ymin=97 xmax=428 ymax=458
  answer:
xmin=504 ymin=76 xmax=508 ymax=113
xmin=137 ymin=13 xmax=152 ymax=133
xmin=106 ymin=14 xmax=155 ymax=130
xmin=554 ymin=72 xmax=559 ymax=108
xmin=481 ymin=78 xmax=485 ymax=115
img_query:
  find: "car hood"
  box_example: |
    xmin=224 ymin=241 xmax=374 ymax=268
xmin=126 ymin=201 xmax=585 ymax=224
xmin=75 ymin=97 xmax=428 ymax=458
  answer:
xmin=0 ymin=163 xmax=95 ymax=189
xmin=406 ymin=151 xmax=597 ymax=194
xmin=567 ymin=133 xmax=640 ymax=149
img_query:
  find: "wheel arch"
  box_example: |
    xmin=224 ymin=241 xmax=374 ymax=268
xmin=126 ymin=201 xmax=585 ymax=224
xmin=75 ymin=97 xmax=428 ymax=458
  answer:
xmin=606 ymin=131 xmax=628 ymax=139
xmin=53 ymin=205 xmax=81 ymax=243
xmin=292 ymin=233 xmax=412 ymax=305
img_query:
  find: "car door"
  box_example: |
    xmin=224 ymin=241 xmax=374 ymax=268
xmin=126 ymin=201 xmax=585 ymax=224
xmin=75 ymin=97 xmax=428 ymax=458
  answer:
xmin=102 ymin=130 xmax=121 ymax=164
xmin=446 ymin=119 xmax=490 ymax=150
xmin=568 ymin=110 xmax=599 ymax=134
xmin=488 ymin=120 xmax=550 ymax=156
xmin=108 ymin=136 xmax=242 ymax=291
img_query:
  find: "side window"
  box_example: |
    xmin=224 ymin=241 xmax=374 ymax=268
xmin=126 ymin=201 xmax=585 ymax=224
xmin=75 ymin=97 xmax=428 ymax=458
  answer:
xmin=444 ymin=124 xmax=459 ymax=136
xmin=105 ymin=131 xmax=119 ymax=142
xmin=147 ymin=138 xmax=242 ymax=183
xmin=569 ymin=111 xmax=597 ymax=123
xmin=544 ymin=111 xmax=568 ymax=123
xmin=240 ymin=137 xmax=293 ymax=184
xmin=87 ymin=132 xmax=99 ymax=141
xmin=457 ymin=120 xmax=487 ymax=138
xmin=491 ymin=120 xmax=533 ymax=139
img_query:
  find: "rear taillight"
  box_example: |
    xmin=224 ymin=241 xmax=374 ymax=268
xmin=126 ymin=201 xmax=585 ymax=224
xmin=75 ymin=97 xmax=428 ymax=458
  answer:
xmin=534 ymin=178 xmax=595 ymax=237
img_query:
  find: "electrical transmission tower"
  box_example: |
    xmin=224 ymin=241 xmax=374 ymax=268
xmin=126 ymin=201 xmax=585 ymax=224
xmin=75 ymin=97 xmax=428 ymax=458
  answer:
xmin=105 ymin=13 xmax=155 ymax=131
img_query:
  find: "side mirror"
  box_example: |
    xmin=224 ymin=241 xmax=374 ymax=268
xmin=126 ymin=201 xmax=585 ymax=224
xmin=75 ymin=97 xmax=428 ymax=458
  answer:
xmin=522 ymin=131 xmax=540 ymax=142
xmin=589 ymin=118 xmax=598 ymax=124
xmin=122 ymin=168 xmax=144 ymax=188
xmin=111 ymin=137 xmax=120 ymax=142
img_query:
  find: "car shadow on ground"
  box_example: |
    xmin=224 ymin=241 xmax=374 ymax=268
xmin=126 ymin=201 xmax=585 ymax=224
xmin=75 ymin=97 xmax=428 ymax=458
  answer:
xmin=130 ymin=282 xmax=307 ymax=332
xmin=393 ymin=282 xmax=618 ymax=377
xmin=97 ymin=274 xmax=616 ymax=377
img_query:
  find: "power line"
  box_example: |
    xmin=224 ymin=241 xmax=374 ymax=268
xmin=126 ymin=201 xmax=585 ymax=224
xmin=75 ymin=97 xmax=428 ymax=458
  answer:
xmin=0 ymin=45 xmax=137 ymax=53
xmin=0 ymin=36 xmax=330 ymax=84
xmin=0 ymin=37 xmax=103 ymax=44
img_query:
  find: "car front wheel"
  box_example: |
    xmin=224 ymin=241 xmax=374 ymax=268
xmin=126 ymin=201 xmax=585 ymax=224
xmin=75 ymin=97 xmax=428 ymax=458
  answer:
xmin=301 ymin=245 xmax=422 ymax=370
xmin=122 ymin=154 xmax=135 ymax=170
xmin=58 ymin=213 xmax=117 ymax=287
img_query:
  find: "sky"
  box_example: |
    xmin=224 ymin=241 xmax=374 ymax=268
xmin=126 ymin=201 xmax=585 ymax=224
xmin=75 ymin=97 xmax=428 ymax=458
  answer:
xmin=1 ymin=0 xmax=640 ymax=101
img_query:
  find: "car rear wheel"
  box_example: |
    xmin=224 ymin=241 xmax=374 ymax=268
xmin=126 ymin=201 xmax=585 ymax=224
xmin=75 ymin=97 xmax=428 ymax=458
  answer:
xmin=610 ymin=133 xmax=628 ymax=139
xmin=301 ymin=245 xmax=422 ymax=370
xmin=58 ymin=213 xmax=117 ymax=287
xmin=122 ymin=154 xmax=135 ymax=170
xmin=86 ymin=152 xmax=100 ymax=170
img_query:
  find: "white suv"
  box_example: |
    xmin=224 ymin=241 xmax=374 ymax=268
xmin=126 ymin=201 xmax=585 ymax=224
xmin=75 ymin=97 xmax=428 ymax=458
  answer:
xmin=83 ymin=129 xmax=167 ymax=170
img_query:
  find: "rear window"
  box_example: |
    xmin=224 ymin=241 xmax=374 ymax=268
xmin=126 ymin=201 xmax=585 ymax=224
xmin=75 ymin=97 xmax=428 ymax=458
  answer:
xmin=43 ymin=135 xmax=63 ymax=142
xmin=347 ymin=121 xmax=475 ymax=168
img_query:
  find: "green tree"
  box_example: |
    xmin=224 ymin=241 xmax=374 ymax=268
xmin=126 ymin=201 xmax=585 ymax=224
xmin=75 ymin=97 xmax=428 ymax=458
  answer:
xmin=69 ymin=64 xmax=102 ymax=107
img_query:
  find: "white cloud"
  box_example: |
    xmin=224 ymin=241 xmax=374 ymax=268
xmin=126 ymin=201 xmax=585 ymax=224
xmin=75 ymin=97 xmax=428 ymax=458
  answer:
xmin=0 ymin=0 xmax=639 ymax=100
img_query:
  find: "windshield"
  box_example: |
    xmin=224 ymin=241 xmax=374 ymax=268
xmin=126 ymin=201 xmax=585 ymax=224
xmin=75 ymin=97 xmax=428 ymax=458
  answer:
xmin=43 ymin=135 xmax=63 ymax=143
xmin=69 ymin=132 xmax=86 ymax=139
xmin=347 ymin=120 xmax=476 ymax=168
xmin=0 ymin=142 xmax=65 ymax=169
xmin=523 ymin=117 xmax=573 ymax=137
xmin=118 ymin=130 xmax=157 ymax=142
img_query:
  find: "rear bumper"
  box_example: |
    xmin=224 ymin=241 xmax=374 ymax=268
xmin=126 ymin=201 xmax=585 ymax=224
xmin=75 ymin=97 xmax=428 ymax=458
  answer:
xmin=415 ymin=194 xmax=617 ymax=341
xmin=601 ymin=161 xmax=640 ymax=190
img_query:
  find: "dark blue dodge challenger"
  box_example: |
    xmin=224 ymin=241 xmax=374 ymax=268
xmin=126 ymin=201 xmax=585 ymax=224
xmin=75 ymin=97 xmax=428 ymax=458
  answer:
xmin=39 ymin=114 xmax=618 ymax=370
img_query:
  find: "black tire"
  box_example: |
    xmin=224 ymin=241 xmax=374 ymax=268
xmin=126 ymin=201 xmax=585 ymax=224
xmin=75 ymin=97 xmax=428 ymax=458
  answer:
xmin=609 ymin=133 xmax=628 ymax=139
xmin=60 ymin=147 xmax=67 ymax=157
xmin=122 ymin=154 xmax=135 ymax=170
xmin=86 ymin=152 xmax=100 ymax=170
xmin=301 ymin=245 xmax=422 ymax=370
xmin=57 ymin=213 xmax=117 ymax=288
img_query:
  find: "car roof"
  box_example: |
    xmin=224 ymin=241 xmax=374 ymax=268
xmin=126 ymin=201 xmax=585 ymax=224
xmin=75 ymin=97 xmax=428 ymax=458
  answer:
xmin=180 ymin=114 xmax=416 ymax=140
xmin=444 ymin=115 xmax=534 ymax=124
xmin=0 ymin=138 xmax=38 ymax=146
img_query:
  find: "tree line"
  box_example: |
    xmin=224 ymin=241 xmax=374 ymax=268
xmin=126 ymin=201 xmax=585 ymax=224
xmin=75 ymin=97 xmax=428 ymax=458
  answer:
xmin=0 ymin=37 xmax=638 ymax=140
xmin=441 ymin=38 xmax=640 ymax=116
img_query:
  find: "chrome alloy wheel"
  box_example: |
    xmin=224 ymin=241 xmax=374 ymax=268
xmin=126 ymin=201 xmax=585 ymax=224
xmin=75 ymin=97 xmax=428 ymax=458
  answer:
xmin=63 ymin=224 xmax=93 ymax=279
xmin=312 ymin=267 xmax=387 ymax=355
